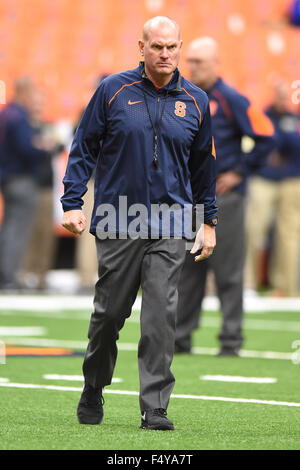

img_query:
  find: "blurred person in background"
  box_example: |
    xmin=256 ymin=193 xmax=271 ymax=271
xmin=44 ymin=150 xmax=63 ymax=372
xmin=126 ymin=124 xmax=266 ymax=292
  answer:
xmin=246 ymin=80 xmax=298 ymax=295
xmin=0 ymin=77 xmax=55 ymax=291
xmin=270 ymin=86 xmax=300 ymax=296
xmin=74 ymin=75 xmax=109 ymax=295
xmin=175 ymin=37 xmax=274 ymax=356
xmin=21 ymin=89 xmax=65 ymax=291
xmin=288 ymin=0 xmax=300 ymax=26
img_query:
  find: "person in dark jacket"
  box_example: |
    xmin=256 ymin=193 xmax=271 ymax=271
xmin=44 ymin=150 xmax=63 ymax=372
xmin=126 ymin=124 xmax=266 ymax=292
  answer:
xmin=175 ymin=37 xmax=274 ymax=356
xmin=61 ymin=17 xmax=218 ymax=430
xmin=21 ymin=89 xmax=64 ymax=291
xmin=0 ymin=78 xmax=51 ymax=290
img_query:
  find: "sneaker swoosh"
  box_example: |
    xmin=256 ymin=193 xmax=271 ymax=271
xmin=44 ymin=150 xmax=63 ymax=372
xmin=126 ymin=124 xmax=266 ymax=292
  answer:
xmin=141 ymin=412 xmax=146 ymax=420
xmin=128 ymin=100 xmax=143 ymax=105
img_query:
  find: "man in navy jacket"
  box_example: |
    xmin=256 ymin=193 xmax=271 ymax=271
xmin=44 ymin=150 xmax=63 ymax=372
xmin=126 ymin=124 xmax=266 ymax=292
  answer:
xmin=0 ymin=78 xmax=49 ymax=290
xmin=61 ymin=17 xmax=217 ymax=430
xmin=175 ymin=37 xmax=274 ymax=356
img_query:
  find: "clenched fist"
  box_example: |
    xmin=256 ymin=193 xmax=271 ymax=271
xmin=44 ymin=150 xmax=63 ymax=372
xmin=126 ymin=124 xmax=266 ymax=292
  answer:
xmin=62 ymin=210 xmax=86 ymax=236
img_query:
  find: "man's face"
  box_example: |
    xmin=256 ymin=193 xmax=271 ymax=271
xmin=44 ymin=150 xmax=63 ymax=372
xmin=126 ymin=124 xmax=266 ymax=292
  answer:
xmin=140 ymin=27 xmax=182 ymax=77
xmin=186 ymin=47 xmax=217 ymax=88
xmin=273 ymin=83 xmax=289 ymax=112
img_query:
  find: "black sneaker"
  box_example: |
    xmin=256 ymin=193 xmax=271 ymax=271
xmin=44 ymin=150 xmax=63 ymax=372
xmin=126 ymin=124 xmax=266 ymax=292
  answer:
xmin=140 ymin=409 xmax=174 ymax=430
xmin=77 ymin=384 xmax=104 ymax=425
xmin=174 ymin=344 xmax=192 ymax=354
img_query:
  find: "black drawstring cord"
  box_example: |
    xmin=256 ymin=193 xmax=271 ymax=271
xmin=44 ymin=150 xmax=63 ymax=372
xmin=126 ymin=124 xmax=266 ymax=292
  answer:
xmin=142 ymin=86 xmax=170 ymax=169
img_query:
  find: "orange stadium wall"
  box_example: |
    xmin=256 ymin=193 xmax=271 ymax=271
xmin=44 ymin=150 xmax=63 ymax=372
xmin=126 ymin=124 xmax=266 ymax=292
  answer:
xmin=1 ymin=0 xmax=300 ymax=121
xmin=0 ymin=0 xmax=300 ymax=227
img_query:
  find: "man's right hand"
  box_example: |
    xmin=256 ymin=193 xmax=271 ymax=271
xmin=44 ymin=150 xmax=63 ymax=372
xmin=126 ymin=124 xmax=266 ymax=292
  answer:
xmin=216 ymin=171 xmax=242 ymax=195
xmin=62 ymin=210 xmax=86 ymax=235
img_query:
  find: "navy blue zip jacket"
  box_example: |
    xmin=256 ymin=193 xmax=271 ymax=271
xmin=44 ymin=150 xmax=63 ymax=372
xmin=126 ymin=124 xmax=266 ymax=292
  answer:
xmin=61 ymin=62 xmax=217 ymax=237
xmin=205 ymin=78 xmax=275 ymax=193
xmin=256 ymin=106 xmax=300 ymax=181
xmin=0 ymin=102 xmax=48 ymax=184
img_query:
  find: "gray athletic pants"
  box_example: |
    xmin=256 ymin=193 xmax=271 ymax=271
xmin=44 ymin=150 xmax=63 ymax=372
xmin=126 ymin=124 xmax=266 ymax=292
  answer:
xmin=0 ymin=176 xmax=38 ymax=286
xmin=82 ymin=237 xmax=186 ymax=412
xmin=175 ymin=191 xmax=245 ymax=352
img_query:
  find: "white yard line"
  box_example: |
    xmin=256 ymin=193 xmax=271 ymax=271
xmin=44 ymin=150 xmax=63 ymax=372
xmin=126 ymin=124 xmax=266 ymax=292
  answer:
xmin=3 ymin=337 xmax=88 ymax=349
xmin=0 ymin=295 xmax=300 ymax=312
xmin=202 ymin=317 xmax=300 ymax=332
xmin=2 ymin=308 xmax=300 ymax=334
xmin=43 ymin=374 xmax=123 ymax=383
xmin=2 ymin=310 xmax=300 ymax=334
xmin=200 ymin=375 xmax=277 ymax=384
xmin=2 ymin=337 xmax=295 ymax=361
xmin=0 ymin=310 xmax=89 ymax=320
xmin=0 ymin=327 xmax=46 ymax=336
xmin=192 ymin=346 xmax=293 ymax=360
xmin=0 ymin=381 xmax=299 ymax=407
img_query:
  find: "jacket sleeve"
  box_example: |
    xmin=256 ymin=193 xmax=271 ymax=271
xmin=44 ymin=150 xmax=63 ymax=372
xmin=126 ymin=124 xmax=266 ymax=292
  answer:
xmin=189 ymin=99 xmax=218 ymax=223
xmin=61 ymin=82 xmax=108 ymax=212
xmin=229 ymin=94 xmax=275 ymax=176
xmin=275 ymin=124 xmax=300 ymax=176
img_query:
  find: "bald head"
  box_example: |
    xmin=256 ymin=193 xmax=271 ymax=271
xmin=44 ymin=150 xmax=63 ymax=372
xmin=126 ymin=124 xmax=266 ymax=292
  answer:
xmin=139 ymin=16 xmax=182 ymax=88
xmin=14 ymin=76 xmax=34 ymax=97
xmin=142 ymin=16 xmax=180 ymax=42
xmin=186 ymin=36 xmax=219 ymax=90
xmin=13 ymin=76 xmax=36 ymax=111
xmin=272 ymin=79 xmax=289 ymax=112
xmin=187 ymin=37 xmax=218 ymax=61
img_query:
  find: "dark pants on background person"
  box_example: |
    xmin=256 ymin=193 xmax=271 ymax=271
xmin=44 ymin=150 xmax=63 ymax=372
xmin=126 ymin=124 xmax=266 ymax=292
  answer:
xmin=175 ymin=191 xmax=245 ymax=353
xmin=82 ymin=236 xmax=186 ymax=412
xmin=0 ymin=175 xmax=39 ymax=288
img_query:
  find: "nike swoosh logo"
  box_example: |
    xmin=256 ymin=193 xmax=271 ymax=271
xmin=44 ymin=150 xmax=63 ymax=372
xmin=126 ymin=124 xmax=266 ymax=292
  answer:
xmin=128 ymin=100 xmax=143 ymax=105
xmin=141 ymin=412 xmax=146 ymax=420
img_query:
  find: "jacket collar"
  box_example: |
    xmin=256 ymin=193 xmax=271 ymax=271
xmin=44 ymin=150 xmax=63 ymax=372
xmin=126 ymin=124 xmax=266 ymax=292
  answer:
xmin=139 ymin=61 xmax=182 ymax=92
xmin=205 ymin=77 xmax=222 ymax=94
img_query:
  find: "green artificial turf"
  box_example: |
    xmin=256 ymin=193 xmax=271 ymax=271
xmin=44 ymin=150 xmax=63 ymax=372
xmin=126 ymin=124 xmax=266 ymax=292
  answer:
xmin=0 ymin=305 xmax=300 ymax=450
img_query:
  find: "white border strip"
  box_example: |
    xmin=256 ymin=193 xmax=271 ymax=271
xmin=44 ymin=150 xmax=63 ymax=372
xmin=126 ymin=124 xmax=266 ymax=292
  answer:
xmin=0 ymin=382 xmax=299 ymax=407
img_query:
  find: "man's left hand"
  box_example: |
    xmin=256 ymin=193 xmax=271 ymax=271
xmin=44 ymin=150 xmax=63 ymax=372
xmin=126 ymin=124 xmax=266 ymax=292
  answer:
xmin=190 ymin=224 xmax=216 ymax=262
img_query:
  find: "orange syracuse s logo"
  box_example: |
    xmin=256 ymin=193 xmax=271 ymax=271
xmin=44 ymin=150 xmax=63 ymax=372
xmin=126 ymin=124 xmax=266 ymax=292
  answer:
xmin=174 ymin=101 xmax=186 ymax=118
